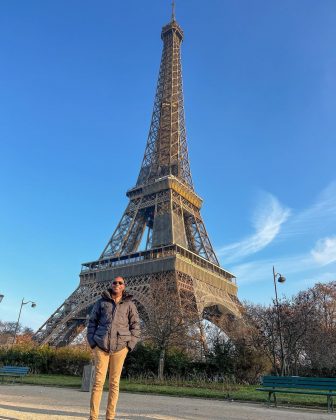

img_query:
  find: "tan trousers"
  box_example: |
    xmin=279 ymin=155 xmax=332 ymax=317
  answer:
xmin=89 ymin=346 xmax=128 ymax=420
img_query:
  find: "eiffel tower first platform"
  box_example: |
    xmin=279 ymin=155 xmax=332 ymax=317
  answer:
xmin=34 ymin=11 xmax=241 ymax=346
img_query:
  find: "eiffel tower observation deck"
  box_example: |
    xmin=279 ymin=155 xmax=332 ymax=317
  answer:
xmin=34 ymin=9 xmax=240 ymax=346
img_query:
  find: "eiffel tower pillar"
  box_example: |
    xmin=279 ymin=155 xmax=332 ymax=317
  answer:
xmin=34 ymin=12 xmax=241 ymax=347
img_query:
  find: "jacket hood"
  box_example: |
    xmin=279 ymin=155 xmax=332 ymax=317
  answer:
xmin=101 ymin=289 xmax=133 ymax=302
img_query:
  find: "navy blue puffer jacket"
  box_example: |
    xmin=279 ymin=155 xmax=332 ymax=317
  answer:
xmin=87 ymin=290 xmax=140 ymax=353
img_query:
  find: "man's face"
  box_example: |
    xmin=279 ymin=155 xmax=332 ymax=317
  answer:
xmin=111 ymin=277 xmax=125 ymax=296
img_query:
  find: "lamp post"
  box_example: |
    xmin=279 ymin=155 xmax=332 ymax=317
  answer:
xmin=12 ymin=298 xmax=36 ymax=346
xmin=273 ymin=266 xmax=286 ymax=376
xmin=0 ymin=294 xmax=4 ymax=303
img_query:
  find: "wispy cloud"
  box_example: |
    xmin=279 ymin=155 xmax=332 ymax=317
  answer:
xmin=231 ymin=253 xmax=313 ymax=285
xmin=218 ymin=181 xmax=336 ymax=265
xmin=232 ymin=251 xmax=336 ymax=288
xmin=311 ymin=236 xmax=336 ymax=266
xmin=217 ymin=182 xmax=336 ymax=299
xmin=217 ymin=192 xmax=290 ymax=263
xmin=231 ymin=236 xmax=336 ymax=287
xmin=282 ymin=181 xmax=336 ymax=237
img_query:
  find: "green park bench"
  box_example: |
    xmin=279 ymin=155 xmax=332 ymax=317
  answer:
xmin=0 ymin=366 xmax=30 ymax=383
xmin=256 ymin=375 xmax=336 ymax=412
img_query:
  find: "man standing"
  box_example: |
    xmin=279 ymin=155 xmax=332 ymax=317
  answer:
xmin=87 ymin=276 xmax=140 ymax=420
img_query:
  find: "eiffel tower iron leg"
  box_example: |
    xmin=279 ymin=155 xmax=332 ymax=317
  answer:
xmin=34 ymin=282 xmax=111 ymax=346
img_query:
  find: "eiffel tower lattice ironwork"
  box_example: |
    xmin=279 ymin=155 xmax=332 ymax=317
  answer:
xmin=34 ymin=14 xmax=241 ymax=347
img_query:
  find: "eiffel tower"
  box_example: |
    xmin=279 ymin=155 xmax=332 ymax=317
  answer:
xmin=34 ymin=9 xmax=241 ymax=346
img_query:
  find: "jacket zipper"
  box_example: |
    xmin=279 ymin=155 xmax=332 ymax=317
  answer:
xmin=110 ymin=300 xmax=118 ymax=352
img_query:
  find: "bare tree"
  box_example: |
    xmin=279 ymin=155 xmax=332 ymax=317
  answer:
xmin=142 ymin=280 xmax=199 ymax=379
xmin=241 ymin=281 xmax=336 ymax=377
xmin=0 ymin=321 xmax=19 ymax=346
xmin=300 ymin=282 xmax=336 ymax=374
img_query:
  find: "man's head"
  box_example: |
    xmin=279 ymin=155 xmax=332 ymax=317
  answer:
xmin=111 ymin=276 xmax=126 ymax=297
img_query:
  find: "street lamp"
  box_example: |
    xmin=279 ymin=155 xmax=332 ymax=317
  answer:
xmin=0 ymin=294 xmax=4 ymax=303
xmin=273 ymin=266 xmax=286 ymax=376
xmin=12 ymin=298 xmax=37 ymax=346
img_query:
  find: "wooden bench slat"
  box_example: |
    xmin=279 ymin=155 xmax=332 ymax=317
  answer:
xmin=263 ymin=375 xmax=336 ymax=383
xmin=262 ymin=379 xmax=336 ymax=384
xmin=257 ymin=388 xmax=336 ymax=396
xmin=1 ymin=366 xmax=29 ymax=368
xmin=0 ymin=366 xmax=29 ymax=371
xmin=262 ymin=384 xmax=336 ymax=390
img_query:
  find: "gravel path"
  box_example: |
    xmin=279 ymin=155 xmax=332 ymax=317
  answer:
xmin=0 ymin=385 xmax=330 ymax=420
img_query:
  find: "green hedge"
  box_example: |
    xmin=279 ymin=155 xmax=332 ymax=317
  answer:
xmin=0 ymin=342 xmax=270 ymax=383
xmin=0 ymin=344 xmax=92 ymax=376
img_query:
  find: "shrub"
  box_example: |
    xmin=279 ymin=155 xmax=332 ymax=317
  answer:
xmin=0 ymin=344 xmax=92 ymax=376
xmin=123 ymin=342 xmax=159 ymax=377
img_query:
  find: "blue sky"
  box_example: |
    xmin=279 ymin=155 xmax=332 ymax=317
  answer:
xmin=0 ymin=0 xmax=335 ymax=329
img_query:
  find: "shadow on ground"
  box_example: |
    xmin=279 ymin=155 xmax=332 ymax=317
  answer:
xmin=0 ymin=405 xmax=171 ymax=420
xmin=0 ymin=404 xmax=87 ymax=418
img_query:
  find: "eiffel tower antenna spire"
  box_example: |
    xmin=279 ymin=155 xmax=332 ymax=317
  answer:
xmin=171 ymin=0 xmax=176 ymax=21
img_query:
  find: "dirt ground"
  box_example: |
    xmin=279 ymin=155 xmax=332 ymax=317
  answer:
xmin=0 ymin=384 xmax=331 ymax=420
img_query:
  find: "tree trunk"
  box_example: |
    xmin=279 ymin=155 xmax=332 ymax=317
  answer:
xmin=198 ymin=320 xmax=208 ymax=360
xmin=158 ymin=348 xmax=165 ymax=380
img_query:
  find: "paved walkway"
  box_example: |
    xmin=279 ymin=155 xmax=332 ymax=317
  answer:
xmin=0 ymin=385 xmax=330 ymax=420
